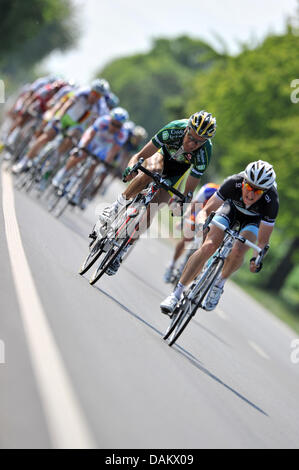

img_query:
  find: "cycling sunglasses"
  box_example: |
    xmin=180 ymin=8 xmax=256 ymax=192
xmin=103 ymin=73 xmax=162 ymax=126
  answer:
xmin=243 ymin=181 xmax=264 ymax=195
xmin=186 ymin=127 xmax=207 ymax=144
xmin=110 ymin=120 xmax=122 ymax=129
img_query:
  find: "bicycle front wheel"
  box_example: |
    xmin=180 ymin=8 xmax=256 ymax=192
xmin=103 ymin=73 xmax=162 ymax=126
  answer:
xmin=163 ymin=296 xmax=191 ymax=340
xmin=89 ymin=236 xmax=129 ymax=285
xmin=168 ymin=306 xmax=195 ymax=347
xmin=79 ymin=237 xmax=106 ymax=275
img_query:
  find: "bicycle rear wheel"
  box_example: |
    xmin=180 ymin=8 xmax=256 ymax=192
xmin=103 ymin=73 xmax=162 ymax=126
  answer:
xmin=167 ymin=260 xmax=224 ymax=346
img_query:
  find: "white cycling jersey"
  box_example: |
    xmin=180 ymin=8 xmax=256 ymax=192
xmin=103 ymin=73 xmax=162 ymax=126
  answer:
xmin=66 ymin=87 xmax=108 ymax=123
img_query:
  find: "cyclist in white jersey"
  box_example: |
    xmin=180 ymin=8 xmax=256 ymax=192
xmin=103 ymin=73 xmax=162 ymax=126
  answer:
xmin=12 ymin=79 xmax=110 ymax=173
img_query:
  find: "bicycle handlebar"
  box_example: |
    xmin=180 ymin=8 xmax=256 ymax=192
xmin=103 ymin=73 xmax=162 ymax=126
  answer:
xmin=124 ymin=158 xmax=191 ymax=203
xmin=204 ymin=211 xmax=269 ymax=266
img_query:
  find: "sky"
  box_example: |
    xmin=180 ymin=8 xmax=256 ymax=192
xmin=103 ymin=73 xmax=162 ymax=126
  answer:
xmin=42 ymin=0 xmax=298 ymax=85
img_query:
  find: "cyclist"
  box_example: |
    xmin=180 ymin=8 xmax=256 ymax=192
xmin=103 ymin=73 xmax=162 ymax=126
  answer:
xmin=35 ymin=79 xmax=77 ymax=137
xmin=105 ymin=92 xmax=120 ymax=110
xmin=12 ymin=79 xmax=110 ymax=174
xmin=164 ymin=182 xmax=219 ymax=283
xmin=95 ymin=122 xmax=148 ymax=197
xmin=96 ymin=110 xmax=217 ymax=275
xmin=160 ymin=160 xmax=278 ymax=314
xmin=51 ymin=107 xmax=129 ymax=206
xmin=119 ymin=123 xmax=148 ymax=173
xmin=6 ymin=78 xmax=66 ymax=152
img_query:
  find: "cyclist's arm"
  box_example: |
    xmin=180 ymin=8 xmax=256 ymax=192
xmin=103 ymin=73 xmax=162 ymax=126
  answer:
xmin=184 ymin=174 xmax=202 ymax=197
xmin=22 ymin=93 xmax=38 ymax=111
xmin=128 ymin=141 xmax=158 ymax=167
xmin=78 ymin=127 xmax=96 ymax=149
xmin=249 ymin=222 xmax=274 ymax=273
xmin=44 ymin=99 xmax=64 ymax=118
xmin=196 ymin=193 xmax=223 ymax=224
xmin=55 ymin=97 xmax=75 ymax=119
xmin=106 ymin=143 xmax=121 ymax=164
xmin=252 ymin=222 xmax=274 ymax=257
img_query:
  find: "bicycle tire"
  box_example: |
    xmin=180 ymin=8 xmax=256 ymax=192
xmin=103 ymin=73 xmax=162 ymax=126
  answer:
xmin=168 ymin=307 xmax=195 ymax=346
xmin=163 ymin=296 xmax=191 ymax=340
xmin=89 ymin=235 xmax=130 ymax=285
xmin=15 ymin=170 xmax=31 ymax=190
xmin=24 ymin=168 xmax=39 ymax=193
xmin=53 ymin=195 xmax=70 ymax=218
xmin=167 ymin=260 xmax=224 ymax=346
xmin=47 ymin=189 xmax=61 ymax=212
xmin=79 ymin=237 xmax=106 ymax=275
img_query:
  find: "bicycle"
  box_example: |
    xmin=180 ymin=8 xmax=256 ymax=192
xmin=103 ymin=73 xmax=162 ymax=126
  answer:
xmin=15 ymin=132 xmax=78 ymax=195
xmin=79 ymin=158 xmax=192 ymax=284
xmin=170 ymin=230 xmax=204 ymax=287
xmin=163 ymin=211 xmax=269 ymax=346
xmin=46 ymin=148 xmax=119 ymax=217
xmin=5 ymin=109 xmax=43 ymax=167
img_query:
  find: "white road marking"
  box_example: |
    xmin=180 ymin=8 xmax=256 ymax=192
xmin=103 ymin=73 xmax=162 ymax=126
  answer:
xmin=248 ymin=340 xmax=270 ymax=360
xmin=2 ymin=169 xmax=96 ymax=449
xmin=215 ymin=307 xmax=229 ymax=320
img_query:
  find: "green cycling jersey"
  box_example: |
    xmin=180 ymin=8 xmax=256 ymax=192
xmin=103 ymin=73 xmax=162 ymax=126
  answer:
xmin=151 ymin=119 xmax=212 ymax=179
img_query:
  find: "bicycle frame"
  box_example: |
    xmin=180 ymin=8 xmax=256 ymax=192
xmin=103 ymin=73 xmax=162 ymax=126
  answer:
xmin=87 ymin=158 xmax=190 ymax=284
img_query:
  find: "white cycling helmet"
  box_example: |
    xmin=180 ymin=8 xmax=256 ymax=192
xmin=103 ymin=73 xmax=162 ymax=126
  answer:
xmin=110 ymin=107 xmax=129 ymax=123
xmin=244 ymin=160 xmax=276 ymax=189
xmin=133 ymin=125 xmax=148 ymax=141
xmin=91 ymin=78 xmax=110 ymax=95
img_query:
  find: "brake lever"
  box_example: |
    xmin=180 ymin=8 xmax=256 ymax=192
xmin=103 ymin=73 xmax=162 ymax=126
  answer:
xmin=122 ymin=158 xmax=144 ymax=183
xmin=255 ymin=244 xmax=269 ymax=266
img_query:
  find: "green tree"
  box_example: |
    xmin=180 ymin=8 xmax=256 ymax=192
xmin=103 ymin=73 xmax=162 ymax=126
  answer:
xmin=0 ymin=0 xmax=78 ymax=79
xmin=185 ymin=29 xmax=299 ymax=294
xmin=97 ymin=36 xmax=223 ymax=136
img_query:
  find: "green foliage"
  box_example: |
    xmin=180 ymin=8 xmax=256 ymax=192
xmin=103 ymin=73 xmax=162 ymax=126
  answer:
xmin=97 ymin=36 xmax=223 ymax=136
xmin=185 ymin=31 xmax=299 ymax=238
xmin=97 ymin=27 xmax=299 ymax=301
xmin=0 ymin=0 xmax=78 ymax=79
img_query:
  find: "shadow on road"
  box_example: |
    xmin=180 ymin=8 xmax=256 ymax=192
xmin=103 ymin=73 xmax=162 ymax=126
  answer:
xmin=86 ymin=277 xmax=267 ymax=418
xmin=94 ymin=285 xmax=164 ymax=337
xmin=172 ymin=346 xmax=268 ymax=416
xmin=122 ymin=265 xmax=168 ymax=298
xmin=192 ymin=318 xmax=231 ymax=348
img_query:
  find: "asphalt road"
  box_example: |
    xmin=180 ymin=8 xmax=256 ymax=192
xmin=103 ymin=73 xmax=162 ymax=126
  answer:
xmin=0 ymin=165 xmax=299 ymax=449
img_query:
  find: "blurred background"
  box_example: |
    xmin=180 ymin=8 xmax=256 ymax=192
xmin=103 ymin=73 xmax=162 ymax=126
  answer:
xmin=1 ymin=0 xmax=298 ymax=331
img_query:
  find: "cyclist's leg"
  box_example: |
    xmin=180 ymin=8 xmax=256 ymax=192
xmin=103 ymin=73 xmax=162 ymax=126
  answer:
xmin=99 ymin=152 xmax=164 ymax=224
xmin=26 ymin=126 xmax=57 ymax=160
xmin=205 ymin=217 xmax=259 ymax=310
xmin=123 ymin=151 xmax=164 ymax=200
xmin=161 ymin=225 xmax=224 ymax=313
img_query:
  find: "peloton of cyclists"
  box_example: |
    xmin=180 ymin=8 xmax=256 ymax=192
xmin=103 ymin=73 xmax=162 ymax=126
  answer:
xmin=51 ymin=107 xmax=130 ymax=208
xmin=12 ymin=79 xmax=110 ymax=174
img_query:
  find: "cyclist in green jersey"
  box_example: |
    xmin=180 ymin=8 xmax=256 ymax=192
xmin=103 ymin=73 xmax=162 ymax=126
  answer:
xmin=96 ymin=110 xmax=217 ymax=275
